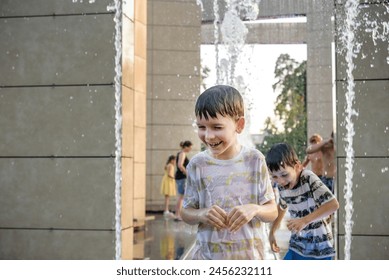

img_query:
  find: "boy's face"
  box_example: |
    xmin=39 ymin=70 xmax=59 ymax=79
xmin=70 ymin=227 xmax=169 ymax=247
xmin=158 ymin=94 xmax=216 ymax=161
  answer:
xmin=196 ymin=113 xmax=244 ymax=160
xmin=269 ymin=165 xmax=300 ymax=190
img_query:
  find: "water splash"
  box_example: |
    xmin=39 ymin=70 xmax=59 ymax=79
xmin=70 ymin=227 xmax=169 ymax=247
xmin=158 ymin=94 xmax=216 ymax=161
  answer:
xmin=362 ymin=3 xmax=389 ymax=64
xmin=108 ymin=0 xmax=123 ymax=260
xmin=220 ymin=7 xmax=248 ymax=83
xmin=213 ymin=0 xmax=221 ymax=83
xmin=339 ymin=0 xmax=359 ymax=260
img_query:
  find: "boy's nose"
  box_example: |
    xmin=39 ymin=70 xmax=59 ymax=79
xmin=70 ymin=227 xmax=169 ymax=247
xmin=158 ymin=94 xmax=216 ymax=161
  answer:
xmin=205 ymin=130 xmax=215 ymax=140
xmin=276 ymin=178 xmax=286 ymax=186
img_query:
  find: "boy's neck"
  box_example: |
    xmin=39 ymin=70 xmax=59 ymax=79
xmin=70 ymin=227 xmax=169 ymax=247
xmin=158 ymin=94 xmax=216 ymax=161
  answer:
xmin=292 ymin=168 xmax=303 ymax=188
xmin=209 ymin=143 xmax=242 ymax=160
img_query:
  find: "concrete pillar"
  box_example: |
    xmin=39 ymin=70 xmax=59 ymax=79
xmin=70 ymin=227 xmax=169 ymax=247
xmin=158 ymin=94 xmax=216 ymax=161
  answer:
xmin=122 ymin=0 xmax=147 ymax=260
xmin=306 ymin=0 xmax=335 ymax=139
xmin=334 ymin=0 xmax=389 ymax=259
xmin=146 ymin=0 xmax=202 ymax=211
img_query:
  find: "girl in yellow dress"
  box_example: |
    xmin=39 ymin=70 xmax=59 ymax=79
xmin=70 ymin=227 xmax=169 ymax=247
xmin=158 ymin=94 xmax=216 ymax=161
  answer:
xmin=161 ymin=155 xmax=177 ymax=217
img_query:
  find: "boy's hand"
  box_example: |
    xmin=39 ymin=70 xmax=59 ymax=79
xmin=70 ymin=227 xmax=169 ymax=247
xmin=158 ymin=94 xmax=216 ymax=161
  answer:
xmin=269 ymin=233 xmax=280 ymax=253
xmin=202 ymin=205 xmax=228 ymax=230
xmin=227 ymin=204 xmax=258 ymax=232
xmin=286 ymin=218 xmax=307 ymax=233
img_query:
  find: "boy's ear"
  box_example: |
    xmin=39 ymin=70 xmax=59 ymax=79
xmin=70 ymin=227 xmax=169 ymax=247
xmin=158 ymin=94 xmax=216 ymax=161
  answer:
xmin=236 ymin=117 xmax=245 ymax=133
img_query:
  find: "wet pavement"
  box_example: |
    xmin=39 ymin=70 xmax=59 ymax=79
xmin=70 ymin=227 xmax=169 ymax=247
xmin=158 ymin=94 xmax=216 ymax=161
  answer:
xmin=133 ymin=212 xmax=290 ymax=260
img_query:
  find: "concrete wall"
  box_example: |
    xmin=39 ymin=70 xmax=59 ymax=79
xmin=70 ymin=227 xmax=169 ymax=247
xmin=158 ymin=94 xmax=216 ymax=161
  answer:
xmin=334 ymin=1 xmax=389 ymax=259
xmin=146 ymin=0 xmax=202 ymax=211
xmin=0 ymin=0 xmax=147 ymax=260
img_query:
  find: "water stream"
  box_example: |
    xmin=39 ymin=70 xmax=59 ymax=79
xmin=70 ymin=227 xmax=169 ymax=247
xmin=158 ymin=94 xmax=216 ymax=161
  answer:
xmin=107 ymin=0 xmax=123 ymax=260
xmin=339 ymin=0 xmax=359 ymax=261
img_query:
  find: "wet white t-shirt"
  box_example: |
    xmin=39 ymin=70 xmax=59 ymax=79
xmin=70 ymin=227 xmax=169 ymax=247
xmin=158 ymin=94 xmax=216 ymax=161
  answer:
xmin=183 ymin=146 xmax=274 ymax=260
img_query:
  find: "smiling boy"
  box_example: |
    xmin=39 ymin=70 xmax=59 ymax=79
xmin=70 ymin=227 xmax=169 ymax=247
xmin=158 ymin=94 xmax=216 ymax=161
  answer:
xmin=181 ymin=85 xmax=277 ymax=260
xmin=266 ymin=143 xmax=339 ymax=260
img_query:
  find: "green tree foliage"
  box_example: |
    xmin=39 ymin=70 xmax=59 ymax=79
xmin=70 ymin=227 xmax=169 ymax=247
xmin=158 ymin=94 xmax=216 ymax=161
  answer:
xmin=258 ymin=54 xmax=307 ymax=160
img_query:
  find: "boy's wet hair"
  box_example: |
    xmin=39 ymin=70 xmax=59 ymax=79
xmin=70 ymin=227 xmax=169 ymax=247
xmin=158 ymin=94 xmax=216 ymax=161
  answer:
xmin=309 ymin=134 xmax=322 ymax=144
xmin=266 ymin=143 xmax=300 ymax=172
xmin=195 ymin=85 xmax=244 ymax=120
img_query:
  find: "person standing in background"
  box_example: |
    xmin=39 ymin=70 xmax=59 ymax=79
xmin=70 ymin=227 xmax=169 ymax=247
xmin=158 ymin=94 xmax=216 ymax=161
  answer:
xmin=306 ymin=132 xmax=336 ymax=193
xmin=302 ymin=134 xmax=324 ymax=179
xmin=174 ymin=140 xmax=193 ymax=221
xmin=160 ymin=155 xmax=177 ymax=218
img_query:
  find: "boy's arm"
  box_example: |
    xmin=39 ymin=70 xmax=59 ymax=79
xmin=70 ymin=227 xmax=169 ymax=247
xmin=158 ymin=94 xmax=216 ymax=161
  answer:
xmin=181 ymin=205 xmax=227 ymax=230
xmin=287 ymin=198 xmax=339 ymax=233
xmin=302 ymin=155 xmax=310 ymax=167
xmin=306 ymin=141 xmax=325 ymax=154
xmin=167 ymin=164 xmax=175 ymax=178
xmin=177 ymin=152 xmax=186 ymax=175
xmin=269 ymin=204 xmax=287 ymax=253
xmin=270 ymin=204 xmax=287 ymax=234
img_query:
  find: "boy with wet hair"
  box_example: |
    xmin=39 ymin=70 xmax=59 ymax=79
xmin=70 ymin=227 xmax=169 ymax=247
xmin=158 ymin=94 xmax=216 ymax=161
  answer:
xmin=181 ymin=85 xmax=277 ymax=260
xmin=266 ymin=143 xmax=339 ymax=260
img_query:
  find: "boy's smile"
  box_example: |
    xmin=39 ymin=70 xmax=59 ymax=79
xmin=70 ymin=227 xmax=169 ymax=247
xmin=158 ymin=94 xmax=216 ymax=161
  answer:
xmin=196 ymin=113 xmax=245 ymax=160
xmin=269 ymin=165 xmax=301 ymax=190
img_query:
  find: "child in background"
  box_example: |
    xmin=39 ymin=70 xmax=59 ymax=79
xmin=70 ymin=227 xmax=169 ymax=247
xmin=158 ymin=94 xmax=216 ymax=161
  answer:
xmin=266 ymin=143 xmax=339 ymax=260
xmin=181 ymin=85 xmax=277 ymax=260
xmin=161 ymin=155 xmax=176 ymax=218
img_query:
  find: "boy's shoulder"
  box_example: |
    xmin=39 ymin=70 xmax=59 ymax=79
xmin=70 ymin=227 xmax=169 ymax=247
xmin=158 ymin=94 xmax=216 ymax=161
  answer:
xmin=300 ymin=169 xmax=323 ymax=185
xmin=187 ymin=150 xmax=210 ymax=165
xmin=242 ymin=146 xmax=266 ymax=161
xmin=188 ymin=146 xmax=264 ymax=166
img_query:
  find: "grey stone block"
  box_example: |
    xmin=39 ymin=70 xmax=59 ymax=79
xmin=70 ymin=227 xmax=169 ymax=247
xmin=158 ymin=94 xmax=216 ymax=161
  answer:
xmin=0 ymin=158 xmax=116 ymax=229
xmin=0 ymin=228 xmax=115 ymax=259
xmin=336 ymin=80 xmax=389 ymax=157
xmin=0 ymin=0 xmax=112 ymax=17
xmin=0 ymin=86 xmax=115 ymax=156
xmin=338 ymin=235 xmax=389 ymax=260
xmin=0 ymin=14 xmax=115 ymax=86
xmin=337 ymin=158 xmax=389 ymax=236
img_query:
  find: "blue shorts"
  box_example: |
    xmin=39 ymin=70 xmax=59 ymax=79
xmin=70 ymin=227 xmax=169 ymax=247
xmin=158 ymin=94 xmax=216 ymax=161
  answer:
xmin=176 ymin=179 xmax=186 ymax=196
xmin=283 ymin=249 xmax=332 ymax=260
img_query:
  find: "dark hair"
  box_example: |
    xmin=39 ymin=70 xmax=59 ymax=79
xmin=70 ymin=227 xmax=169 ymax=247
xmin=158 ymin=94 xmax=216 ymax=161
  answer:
xmin=180 ymin=141 xmax=192 ymax=148
xmin=166 ymin=155 xmax=176 ymax=165
xmin=265 ymin=143 xmax=299 ymax=172
xmin=195 ymin=85 xmax=244 ymax=120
